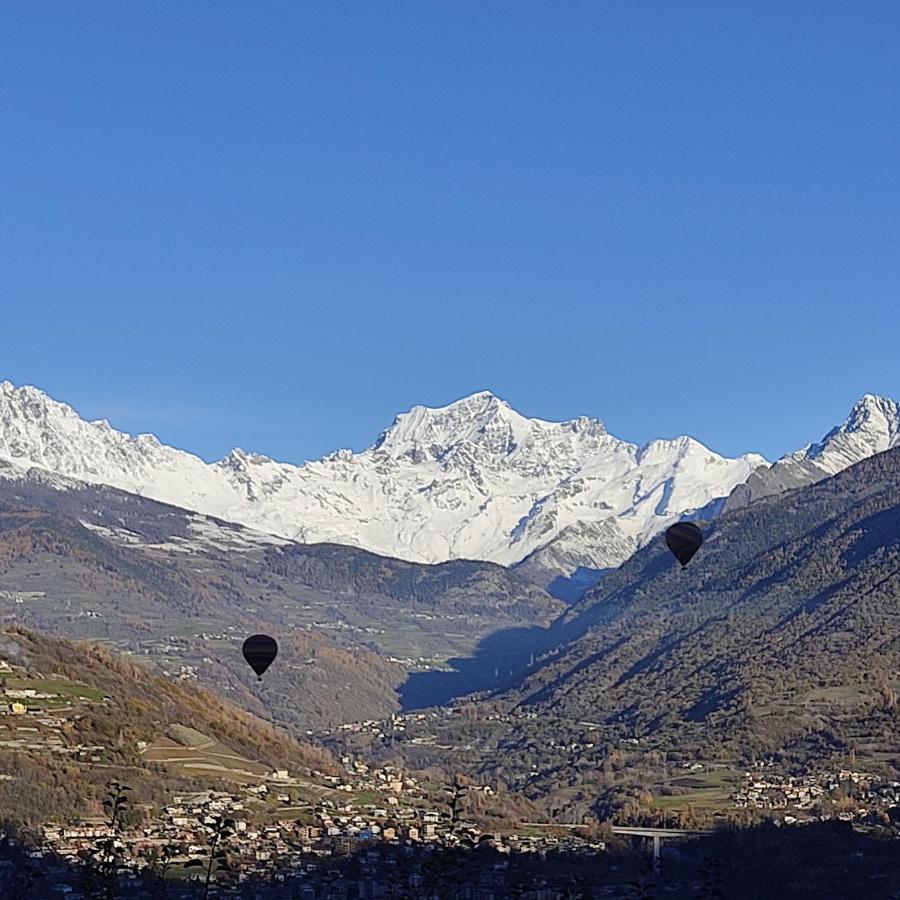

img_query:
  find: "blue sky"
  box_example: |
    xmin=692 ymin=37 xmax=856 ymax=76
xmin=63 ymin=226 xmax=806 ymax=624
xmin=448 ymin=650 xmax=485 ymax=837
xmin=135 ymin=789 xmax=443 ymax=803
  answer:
xmin=2 ymin=2 xmax=899 ymax=464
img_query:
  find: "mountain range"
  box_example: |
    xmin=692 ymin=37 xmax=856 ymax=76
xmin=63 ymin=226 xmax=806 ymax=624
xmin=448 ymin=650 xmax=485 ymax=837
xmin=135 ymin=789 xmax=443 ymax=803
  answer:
xmin=3 ymin=382 xmax=898 ymax=592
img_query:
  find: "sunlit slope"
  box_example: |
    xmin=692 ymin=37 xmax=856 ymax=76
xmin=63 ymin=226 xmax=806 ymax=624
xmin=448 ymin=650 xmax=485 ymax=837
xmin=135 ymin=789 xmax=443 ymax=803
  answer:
xmin=0 ymin=627 xmax=338 ymax=826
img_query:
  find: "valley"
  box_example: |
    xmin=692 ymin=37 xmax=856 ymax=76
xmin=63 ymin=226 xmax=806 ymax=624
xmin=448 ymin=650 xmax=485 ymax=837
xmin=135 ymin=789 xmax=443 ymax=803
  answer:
xmin=1 ymin=384 xmax=900 ymax=895
xmin=0 ymin=474 xmax=563 ymax=730
xmin=331 ymin=445 xmax=900 ymax=830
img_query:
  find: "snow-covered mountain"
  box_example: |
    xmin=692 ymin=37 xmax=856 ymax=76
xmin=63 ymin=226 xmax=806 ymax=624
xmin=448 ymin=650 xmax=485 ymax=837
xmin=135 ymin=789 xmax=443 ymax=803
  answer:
xmin=722 ymin=394 xmax=900 ymax=512
xmin=0 ymin=382 xmax=768 ymax=577
xmin=2 ymin=381 xmax=896 ymax=588
xmin=789 ymin=393 xmax=900 ymax=474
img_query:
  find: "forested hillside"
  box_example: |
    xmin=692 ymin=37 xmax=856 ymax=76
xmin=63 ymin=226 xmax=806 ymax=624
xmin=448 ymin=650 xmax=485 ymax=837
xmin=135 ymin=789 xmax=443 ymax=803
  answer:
xmin=500 ymin=448 xmax=900 ymax=795
xmin=347 ymin=449 xmax=900 ymax=822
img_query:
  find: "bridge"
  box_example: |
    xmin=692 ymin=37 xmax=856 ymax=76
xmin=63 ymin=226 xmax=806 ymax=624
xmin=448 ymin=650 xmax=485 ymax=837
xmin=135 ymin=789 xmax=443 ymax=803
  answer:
xmin=520 ymin=820 xmax=713 ymax=865
xmin=611 ymin=825 xmax=713 ymax=868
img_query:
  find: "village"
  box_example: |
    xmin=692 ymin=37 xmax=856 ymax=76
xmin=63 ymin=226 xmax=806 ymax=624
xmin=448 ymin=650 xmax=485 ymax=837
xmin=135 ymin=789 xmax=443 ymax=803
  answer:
xmin=732 ymin=766 xmax=900 ymax=823
xmin=322 ymin=708 xmax=900 ymax=829
xmin=19 ymin=756 xmax=610 ymax=897
xmin=12 ymin=751 xmax=900 ymax=897
xmin=0 ymin=658 xmax=609 ymax=894
xmin=0 ymin=658 xmax=110 ymax=760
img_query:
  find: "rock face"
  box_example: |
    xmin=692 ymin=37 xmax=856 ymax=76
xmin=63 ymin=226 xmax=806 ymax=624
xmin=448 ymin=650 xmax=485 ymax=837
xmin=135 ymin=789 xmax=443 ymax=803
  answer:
xmin=0 ymin=383 xmax=768 ymax=584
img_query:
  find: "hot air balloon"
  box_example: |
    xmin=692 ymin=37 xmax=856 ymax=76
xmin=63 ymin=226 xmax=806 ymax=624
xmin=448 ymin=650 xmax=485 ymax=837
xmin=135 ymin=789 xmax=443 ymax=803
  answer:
xmin=242 ymin=634 xmax=278 ymax=680
xmin=665 ymin=522 xmax=703 ymax=568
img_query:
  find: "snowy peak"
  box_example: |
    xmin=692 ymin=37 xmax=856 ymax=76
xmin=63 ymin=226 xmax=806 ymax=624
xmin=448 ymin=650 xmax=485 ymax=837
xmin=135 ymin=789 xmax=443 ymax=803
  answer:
xmin=0 ymin=380 xmax=76 ymax=427
xmin=375 ymin=391 xmax=521 ymax=456
xmin=0 ymin=380 xmax=208 ymax=483
xmin=638 ymin=435 xmax=703 ymax=463
xmin=374 ymin=391 xmax=611 ymax=468
xmin=218 ymin=447 xmax=276 ymax=471
xmin=794 ymin=393 xmax=900 ymax=475
xmin=721 ymin=393 xmax=900 ymax=515
xmin=839 ymin=393 xmax=899 ymax=441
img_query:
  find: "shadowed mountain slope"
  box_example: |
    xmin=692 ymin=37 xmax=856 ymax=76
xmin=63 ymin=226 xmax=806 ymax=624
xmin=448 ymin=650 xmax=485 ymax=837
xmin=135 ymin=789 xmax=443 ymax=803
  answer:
xmin=515 ymin=446 xmax=900 ymax=748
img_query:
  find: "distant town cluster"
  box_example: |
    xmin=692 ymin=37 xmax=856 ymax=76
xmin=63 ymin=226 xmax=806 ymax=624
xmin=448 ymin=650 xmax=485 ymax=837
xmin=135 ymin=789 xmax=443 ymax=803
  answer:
xmin=15 ymin=757 xmax=607 ymax=897
xmin=733 ymin=766 xmax=900 ymax=822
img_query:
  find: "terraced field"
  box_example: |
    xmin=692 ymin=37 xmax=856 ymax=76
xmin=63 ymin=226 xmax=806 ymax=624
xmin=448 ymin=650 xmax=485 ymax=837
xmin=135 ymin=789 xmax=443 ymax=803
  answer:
xmin=144 ymin=732 xmax=271 ymax=783
xmin=143 ymin=726 xmax=345 ymax=803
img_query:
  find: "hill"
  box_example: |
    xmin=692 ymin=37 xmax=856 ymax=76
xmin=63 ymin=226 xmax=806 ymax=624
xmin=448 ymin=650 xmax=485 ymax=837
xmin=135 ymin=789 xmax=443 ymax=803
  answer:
xmin=0 ymin=626 xmax=338 ymax=828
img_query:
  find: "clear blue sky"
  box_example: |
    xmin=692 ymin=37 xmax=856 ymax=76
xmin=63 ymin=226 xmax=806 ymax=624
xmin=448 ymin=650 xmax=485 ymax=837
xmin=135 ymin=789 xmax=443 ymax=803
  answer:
xmin=2 ymin=2 xmax=899 ymax=464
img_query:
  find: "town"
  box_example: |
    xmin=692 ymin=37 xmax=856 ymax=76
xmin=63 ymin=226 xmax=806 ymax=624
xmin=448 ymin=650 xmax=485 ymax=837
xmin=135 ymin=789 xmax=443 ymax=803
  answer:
xmin=1 ymin=659 xmax=899 ymax=897
xmin=12 ymin=757 xmax=614 ymax=897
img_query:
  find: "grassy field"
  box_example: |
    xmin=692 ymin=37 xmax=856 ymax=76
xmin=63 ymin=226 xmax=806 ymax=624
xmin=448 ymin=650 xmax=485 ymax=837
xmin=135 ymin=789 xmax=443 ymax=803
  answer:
xmin=649 ymin=768 xmax=741 ymax=814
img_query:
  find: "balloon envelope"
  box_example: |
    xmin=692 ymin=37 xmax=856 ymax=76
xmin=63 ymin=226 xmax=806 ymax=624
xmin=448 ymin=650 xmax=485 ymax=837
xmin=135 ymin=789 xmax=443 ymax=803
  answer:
xmin=665 ymin=522 xmax=703 ymax=567
xmin=242 ymin=634 xmax=278 ymax=680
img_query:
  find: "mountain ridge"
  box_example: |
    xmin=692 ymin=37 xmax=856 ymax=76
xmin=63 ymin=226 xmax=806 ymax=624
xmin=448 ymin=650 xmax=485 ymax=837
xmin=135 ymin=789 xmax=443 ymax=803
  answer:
xmin=2 ymin=381 xmax=899 ymax=587
xmin=721 ymin=393 xmax=900 ymax=513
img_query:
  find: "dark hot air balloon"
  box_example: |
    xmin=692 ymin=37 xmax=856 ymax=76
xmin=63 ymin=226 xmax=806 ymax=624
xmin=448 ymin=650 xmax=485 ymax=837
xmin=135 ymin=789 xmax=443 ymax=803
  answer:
xmin=665 ymin=522 xmax=703 ymax=568
xmin=242 ymin=634 xmax=278 ymax=680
